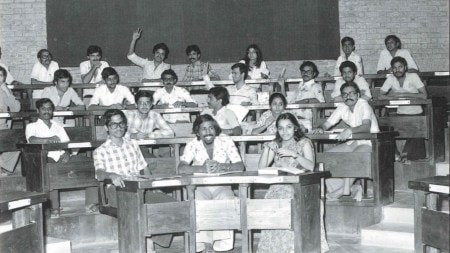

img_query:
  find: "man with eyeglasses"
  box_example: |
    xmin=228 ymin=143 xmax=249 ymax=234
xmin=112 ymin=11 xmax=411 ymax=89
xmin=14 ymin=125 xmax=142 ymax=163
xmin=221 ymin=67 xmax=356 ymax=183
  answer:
xmin=94 ymin=109 xmax=174 ymax=251
xmin=313 ymin=82 xmax=379 ymax=201
xmin=30 ymin=49 xmax=60 ymax=98
xmin=88 ymin=67 xmax=135 ymax=110
xmin=152 ymin=69 xmax=197 ymax=123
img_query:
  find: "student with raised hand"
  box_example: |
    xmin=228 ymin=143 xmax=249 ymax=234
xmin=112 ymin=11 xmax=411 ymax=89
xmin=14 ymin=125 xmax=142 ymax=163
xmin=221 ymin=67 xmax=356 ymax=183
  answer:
xmin=378 ymin=56 xmax=427 ymax=162
xmin=313 ymin=82 xmax=380 ymax=201
xmin=124 ymin=90 xmax=174 ymax=140
xmin=178 ymin=114 xmax=244 ymax=252
xmin=182 ymin=44 xmax=220 ymax=82
xmin=202 ymin=86 xmax=242 ymax=136
xmin=327 ymin=37 xmax=364 ymax=77
xmin=80 ymin=45 xmax=110 ymax=98
xmin=331 ymin=61 xmax=372 ymax=102
xmin=257 ymin=112 xmax=329 ymax=253
xmin=377 ymin=35 xmax=419 ymax=74
xmin=251 ymin=93 xmax=287 ymax=135
xmin=30 ymin=49 xmax=60 ymax=98
xmin=0 ymin=65 xmax=21 ymax=174
xmin=88 ymin=67 xmax=135 ymax=110
xmin=127 ymin=28 xmax=171 ymax=82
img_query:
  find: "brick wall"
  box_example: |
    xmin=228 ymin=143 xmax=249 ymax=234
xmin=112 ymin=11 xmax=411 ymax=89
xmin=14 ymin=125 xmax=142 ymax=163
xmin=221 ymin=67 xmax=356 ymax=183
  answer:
xmin=0 ymin=0 xmax=448 ymax=83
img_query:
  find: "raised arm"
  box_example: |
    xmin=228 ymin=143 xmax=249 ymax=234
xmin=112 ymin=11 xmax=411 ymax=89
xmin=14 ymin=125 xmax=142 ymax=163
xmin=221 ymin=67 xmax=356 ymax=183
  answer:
xmin=128 ymin=28 xmax=142 ymax=56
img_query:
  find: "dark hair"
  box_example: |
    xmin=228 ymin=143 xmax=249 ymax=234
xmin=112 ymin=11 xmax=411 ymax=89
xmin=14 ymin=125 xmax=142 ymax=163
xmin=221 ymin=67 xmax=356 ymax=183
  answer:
xmin=101 ymin=67 xmax=119 ymax=80
xmin=53 ymin=69 xmax=72 ymax=84
xmin=161 ymin=69 xmax=178 ymax=81
xmin=340 ymin=81 xmax=361 ymax=95
xmin=153 ymin=43 xmax=170 ymax=60
xmin=269 ymin=93 xmax=287 ymax=109
xmin=243 ymin=44 xmax=263 ymax=68
xmin=390 ymin=56 xmax=408 ymax=69
xmin=339 ymin=61 xmax=357 ymax=74
xmin=0 ymin=66 xmax=7 ymax=78
xmin=103 ymin=109 xmax=127 ymax=127
xmin=135 ymin=90 xmax=153 ymax=103
xmin=37 ymin=49 xmax=52 ymax=59
xmin=86 ymin=45 xmax=102 ymax=56
xmin=36 ymin=98 xmax=55 ymax=110
xmin=299 ymin=61 xmax=319 ymax=78
xmin=209 ymin=87 xmax=229 ymax=106
xmin=193 ymin=114 xmax=221 ymax=140
xmin=341 ymin=36 xmax=355 ymax=46
xmin=185 ymin=45 xmax=201 ymax=56
xmin=231 ymin=62 xmax=248 ymax=80
xmin=385 ymin=35 xmax=402 ymax=49
xmin=274 ymin=113 xmax=306 ymax=143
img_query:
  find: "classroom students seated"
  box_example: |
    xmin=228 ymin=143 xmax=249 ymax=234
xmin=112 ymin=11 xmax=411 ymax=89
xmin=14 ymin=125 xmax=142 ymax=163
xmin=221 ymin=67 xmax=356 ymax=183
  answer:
xmin=251 ymin=93 xmax=288 ymax=135
xmin=377 ymin=35 xmax=419 ymax=74
xmin=80 ymin=45 xmax=110 ymax=98
xmin=153 ymin=69 xmax=197 ymax=123
xmin=127 ymin=28 xmax=171 ymax=82
xmin=0 ymin=46 xmax=21 ymax=85
xmin=124 ymin=90 xmax=174 ymax=139
xmin=256 ymin=112 xmax=329 ymax=253
xmin=93 ymin=109 xmax=174 ymax=250
xmin=202 ymin=87 xmax=242 ymax=136
xmin=313 ymin=82 xmax=380 ymax=200
xmin=331 ymin=61 xmax=372 ymax=102
xmin=227 ymin=63 xmax=258 ymax=106
xmin=178 ymin=114 xmax=244 ymax=252
xmin=379 ymin=56 xmax=427 ymax=162
xmin=88 ymin=67 xmax=135 ymax=110
xmin=42 ymin=69 xmax=85 ymax=111
xmin=182 ymin=44 xmax=220 ymax=82
xmin=0 ymin=65 xmax=21 ymax=174
xmin=30 ymin=49 xmax=59 ymax=98
xmin=330 ymin=36 xmax=364 ymax=76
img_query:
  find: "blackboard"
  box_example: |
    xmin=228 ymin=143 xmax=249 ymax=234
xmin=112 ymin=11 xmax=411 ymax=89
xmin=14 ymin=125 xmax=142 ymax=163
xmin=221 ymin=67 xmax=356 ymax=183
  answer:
xmin=47 ymin=0 xmax=340 ymax=67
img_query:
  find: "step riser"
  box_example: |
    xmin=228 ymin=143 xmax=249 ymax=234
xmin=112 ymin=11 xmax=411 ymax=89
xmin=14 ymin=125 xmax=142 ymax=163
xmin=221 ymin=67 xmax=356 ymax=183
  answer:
xmin=361 ymin=230 xmax=414 ymax=250
xmin=383 ymin=208 xmax=414 ymax=224
xmin=436 ymin=162 xmax=449 ymax=176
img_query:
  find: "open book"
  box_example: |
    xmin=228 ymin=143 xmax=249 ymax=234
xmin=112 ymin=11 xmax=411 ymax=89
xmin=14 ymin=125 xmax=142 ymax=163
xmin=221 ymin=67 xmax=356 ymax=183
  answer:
xmin=258 ymin=167 xmax=307 ymax=175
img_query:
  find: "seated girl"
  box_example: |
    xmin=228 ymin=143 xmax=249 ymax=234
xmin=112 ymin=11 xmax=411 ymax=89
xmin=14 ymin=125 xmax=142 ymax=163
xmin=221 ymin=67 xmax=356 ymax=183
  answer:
xmin=251 ymin=93 xmax=287 ymax=135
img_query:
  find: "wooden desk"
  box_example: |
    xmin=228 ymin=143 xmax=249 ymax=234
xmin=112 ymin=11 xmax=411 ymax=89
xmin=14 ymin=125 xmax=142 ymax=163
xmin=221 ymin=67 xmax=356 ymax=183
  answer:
xmin=114 ymin=171 xmax=330 ymax=253
xmin=0 ymin=191 xmax=48 ymax=253
xmin=409 ymin=176 xmax=449 ymax=253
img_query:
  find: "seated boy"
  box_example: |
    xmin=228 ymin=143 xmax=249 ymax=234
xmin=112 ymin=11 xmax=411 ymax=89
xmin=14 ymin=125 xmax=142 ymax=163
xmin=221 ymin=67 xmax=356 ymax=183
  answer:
xmin=330 ymin=37 xmax=364 ymax=76
xmin=331 ymin=61 xmax=372 ymax=102
xmin=80 ymin=45 xmax=110 ymax=98
xmin=182 ymin=44 xmax=220 ymax=82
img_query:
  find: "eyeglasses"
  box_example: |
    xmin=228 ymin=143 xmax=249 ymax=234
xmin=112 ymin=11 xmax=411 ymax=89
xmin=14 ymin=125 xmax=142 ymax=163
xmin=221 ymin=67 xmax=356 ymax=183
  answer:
xmin=342 ymin=91 xmax=357 ymax=98
xmin=108 ymin=122 xmax=127 ymax=129
xmin=300 ymin=70 xmax=314 ymax=75
xmin=162 ymin=77 xmax=175 ymax=83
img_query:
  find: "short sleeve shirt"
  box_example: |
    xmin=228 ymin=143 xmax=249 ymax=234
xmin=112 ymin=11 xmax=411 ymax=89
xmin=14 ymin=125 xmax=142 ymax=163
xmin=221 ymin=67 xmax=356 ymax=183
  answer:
xmin=30 ymin=61 xmax=60 ymax=82
xmin=25 ymin=119 xmax=70 ymax=161
xmin=380 ymin=73 xmax=424 ymax=114
xmin=227 ymin=84 xmax=258 ymax=105
xmin=89 ymin=85 xmax=135 ymax=106
xmin=127 ymin=53 xmax=171 ymax=80
xmin=377 ymin=49 xmax=419 ymax=72
xmin=201 ymin=107 xmax=240 ymax=131
xmin=124 ymin=110 xmax=174 ymax=138
xmin=93 ymin=137 xmax=147 ymax=178
xmin=0 ymin=62 xmax=14 ymax=84
xmin=42 ymin=86 xmax=84 ymax=107
xmin=239 ymin=60 xmax=270 ymax=79
xmin=180 ymin=136 xmax=242 ymax=166
xmin=253 ymin=110 xmax=278 ymax=134
xmin=326 ymin=99 xmax=380 ymax=133
xmin=79 ymin=60 xmax=110 ymax=84
xmin=334 ymin=52 xmax=364 ymax=76
xmin=331 ymin=75 xmax=372 ymax=99
xmin=290 ymin=79 xmax=325 ymax=103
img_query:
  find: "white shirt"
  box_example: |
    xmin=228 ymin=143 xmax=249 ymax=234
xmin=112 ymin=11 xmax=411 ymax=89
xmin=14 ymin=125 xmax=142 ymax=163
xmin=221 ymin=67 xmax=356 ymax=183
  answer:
xmin=291 ymin=79 xmax=325 ymax=103
xmin=30 ymin=61 xmax=60 ymax=98
xmin=380 ymin=73 xmax=424 ymax=115
xmin=41 ymin=86 xmax=84 ymax=107
xmin=202 ymin=107 xmax=240 ymax=131
xmin=79 ymin=60 xmax=110 ymax=97
xmin=239 ymin=60 xmax=270 ymax=79
xmin=89 ymin=84 xmax=135 ymax=107
xmin=331 ymin=76 xmax=372 ymax=99
xmin=153 ymin=86 xmax=196 ymax=123
xmin=0 ymin=62 xmax=14 ymax=84
xmin=227 ymin=84 xmax=258 ymax=105
xmin=127 ymin=53 xmax=171 ymax=80
xmin=377 ymin=49 xmax=419 ymax=72
xmin=333 ymin=52 xmax=364 ymax=76
xmin=25 ymin=118 xmax=70 ymax=161
xmin=327 ymin=99 xmax=380 ymax=133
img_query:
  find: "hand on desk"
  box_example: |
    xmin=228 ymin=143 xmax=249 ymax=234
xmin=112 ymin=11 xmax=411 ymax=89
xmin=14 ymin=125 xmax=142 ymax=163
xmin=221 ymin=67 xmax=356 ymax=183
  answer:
xmin=111 ymin=174 xmax=125 ymax=188
xmin=47 ymin=136 xmax=62 ymax=144
xmin=311 ymin=128 xmax=324 ymax=134
xmin=336 ymin=128 xmax=352 ymax=141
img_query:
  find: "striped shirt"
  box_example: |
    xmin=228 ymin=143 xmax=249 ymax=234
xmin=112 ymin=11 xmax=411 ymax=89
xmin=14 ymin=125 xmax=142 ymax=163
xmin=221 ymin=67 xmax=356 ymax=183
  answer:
xmin=93 ymin=137 xmax=147 ymax=178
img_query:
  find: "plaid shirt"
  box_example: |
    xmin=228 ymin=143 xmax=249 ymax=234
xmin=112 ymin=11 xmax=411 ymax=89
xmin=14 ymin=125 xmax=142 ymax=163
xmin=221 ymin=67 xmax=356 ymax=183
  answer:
xmin=93 ymin=137 xmax=147 ymax=178
xmin=183 ymin=61 xmax=219 ymax=82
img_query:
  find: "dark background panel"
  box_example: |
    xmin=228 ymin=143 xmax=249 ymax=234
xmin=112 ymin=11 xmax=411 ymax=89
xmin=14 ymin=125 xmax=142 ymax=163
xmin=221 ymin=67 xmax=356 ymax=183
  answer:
xmin=47 ymin=0 xmax=340 ymax=67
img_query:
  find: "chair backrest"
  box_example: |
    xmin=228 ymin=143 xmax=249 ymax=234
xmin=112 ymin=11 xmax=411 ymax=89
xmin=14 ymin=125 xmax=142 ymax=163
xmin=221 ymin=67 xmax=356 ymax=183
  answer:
xmin=0 ymin=129 xmax=26 ymax=152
